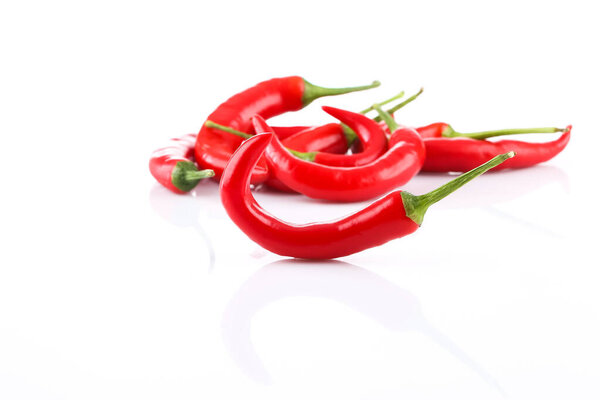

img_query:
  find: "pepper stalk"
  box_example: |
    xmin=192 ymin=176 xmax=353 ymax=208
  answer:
xmin=402 ymin=152 xmax=515 ymax=225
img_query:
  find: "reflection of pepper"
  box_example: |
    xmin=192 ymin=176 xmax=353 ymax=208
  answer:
xmin=223 ymin=260 xmax=505 ymax=392
xmin=194 ymin=76 xmax=380 ymax=184
xmin=423 ymin=125 xmax=571 ymax=172
xmin=220 ymin=129 xmax=513 ymax=259
xmin=149 ymin=133 xmax=214 ymax=194
xmin=258 ymin=110 xmax=424 ymax=202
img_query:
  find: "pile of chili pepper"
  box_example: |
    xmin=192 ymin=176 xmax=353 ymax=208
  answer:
xmin=149 ymin=76 xmax=570 ymax=259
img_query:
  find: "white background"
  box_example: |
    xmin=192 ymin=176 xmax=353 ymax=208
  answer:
xmin=1 ymin=1 xmax=599 ymax=399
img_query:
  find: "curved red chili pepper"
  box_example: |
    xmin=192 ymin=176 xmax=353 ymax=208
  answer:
xmin=265 ymin=122 xmax=350 ymax=193
xmin=257 ymin=111 xmax=425 ymax=202
xmin=149 ymin=133 xmax=214 ymax=194
xmin=274 ymin=89 xmax=419 ymax=155
xmin=298 ymin=106 xmax=388 ymax=167
xmin=388 ymin=126 xmax=422 ymax=148
xmin=195 ymin=76 xmax=380 ymax=184
xmin=227 ymin=105 xmax=388 ymax=192
xmin=264 ymin=110 xmax=388 ymax=192
xmin=207 ymin=89 xmax=416 ymax=168
xmin=206 ymin=121 xmax=352 ymax=192
xmin=220 ymin=132 xmax=514 ymax=259
xmin=372 ymin=103 xmax=424 ymax=149
xmin=422 ymin=126 xmax=571 ymax=172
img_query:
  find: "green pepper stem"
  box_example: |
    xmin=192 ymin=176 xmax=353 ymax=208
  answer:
xmin=401 ymin=151 xmax=516 ymax=225
xmin=372 ymin=103 xmax=399 ymax=132
xmin=447 ymin=126 xmax=566 ymax=140
xmin=288 ymin=148 xmax=317 ymax=162
xmin=185 ymin=169 xmax=215 ymax=180
xmin=207 ymin=120 xmax=319 ymax=161
xmin=373 ymin=87 xmax=424 ymax=122
xmin=171 ymin=161 xmax=214 ymax=192
xmin=346 ymin=88 xmax=410 ymax=143
xmin=360 ymin=91 xmax=405 ymax=114
xmin=205 ymin=120 xmax=252 ymax=139
xmin=302 ymin=79 xmax=381 ymax=106
xmin=341 ymin=123 xmax=356 ymax=146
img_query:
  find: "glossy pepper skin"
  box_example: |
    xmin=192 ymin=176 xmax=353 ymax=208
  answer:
xmin=423 ymin=126 xmax=571 ymax=172
xmin=220 ymin=130 xmax=515 ymax=259
xmin=266 ymin=123 xmax=350 ymax=193
xmin=220 ymin=133 xmax=420 ymax=259
xmin=299 ymin=106 xmax=388 ymax=167
xmin=267 ymin=124 xmax=349 ymax=193
xmin=195 ymin=76 xmax=379 ymax=184
xmin=265 ymin=109 xmax=388 ymax=192
xmin=271 ymin=125 xmax=312 ymax=141
xmin=280 ymin=123 xmax=348 ymax=154
xmin=416 ymin=122 xmax=451 ymax=139
xmin=262 ymin=88 xmax=423 ymax=157
xmin=149 ymin=133 xmax=214 ymax=194
xmin=258 ymin=111 xmax=425 ymax=202
xmin=377 ymin=120 xmax=570 ymax=172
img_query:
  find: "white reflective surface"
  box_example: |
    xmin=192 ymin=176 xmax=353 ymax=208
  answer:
xmin=1 ymin=1 xmax=600 ymax=399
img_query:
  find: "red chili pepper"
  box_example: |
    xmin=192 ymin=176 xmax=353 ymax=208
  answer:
xmin=265 ymin=123 xmax=350 ymax=193
xmin=271 ymin=125 xmax=312 ymax=141
xmin=416 ymin=122 xmax=452 ymax=139
xmin=149 ymin=133 xmax=214 ymax=194
xmin=369 ymin=100 xmax=569 ymax=172
xmin=282 ymin=106 xmax=388 ymax=167
xmin=415 ymin=123 xmax=566 ymax=140
xmin=422 ymin=125 xmax=571 ymax=172
xmin=207 ymin=90 xmax=418 ymax=162
xmin=351 ymin=88 xmax=424 ymax=150
xmin=195 ymin=76 xmax=380 ymax=184
xmin=206 ymin=104 xmax=390 ymax=193
xmin=220 ymin=131 xmax=514 ymax=259
xmin=203 ymin=120 xmax=353 ymax=193
xmin=280 ymin=89 xmax=420 ymax=154
xmin=257 ymin=110 xmax=425 ymax=202
xmin=372 ymin=103 xmax=423 ymax=150
xmin=280 ymin=123 xmax=348 ymax=154
xmin=263 ymin=108 xmax=389 ymax=193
